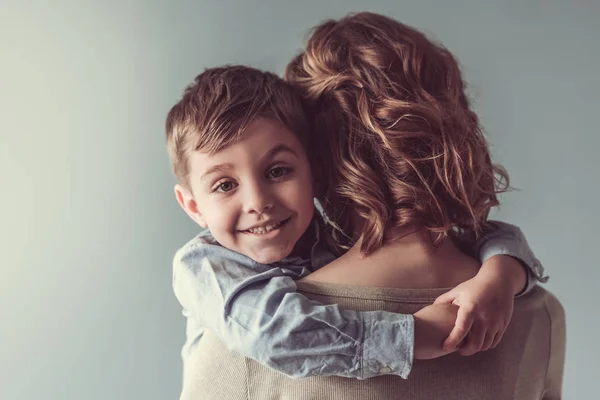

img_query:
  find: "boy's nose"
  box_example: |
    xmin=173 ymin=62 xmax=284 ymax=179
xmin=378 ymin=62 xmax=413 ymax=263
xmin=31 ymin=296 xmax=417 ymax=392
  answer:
xmin=242 ymin=183 xmax=274 ymax=215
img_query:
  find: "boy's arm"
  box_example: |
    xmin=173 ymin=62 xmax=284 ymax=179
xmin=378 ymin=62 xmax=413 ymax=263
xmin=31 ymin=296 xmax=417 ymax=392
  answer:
xmin=475 ymin=221 xmax=549 ymax=296
xmin=174 ymin=240 xmax=415 ymax=380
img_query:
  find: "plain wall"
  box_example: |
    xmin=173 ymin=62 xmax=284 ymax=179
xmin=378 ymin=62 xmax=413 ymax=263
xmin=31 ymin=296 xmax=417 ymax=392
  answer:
xmin=2 ymin=0 xmax=598 ymax=398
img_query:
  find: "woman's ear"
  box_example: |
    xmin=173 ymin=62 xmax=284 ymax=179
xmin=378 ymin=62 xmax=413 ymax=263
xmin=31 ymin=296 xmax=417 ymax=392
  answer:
xmin=174 ymin=184 xmax=208 ymax=228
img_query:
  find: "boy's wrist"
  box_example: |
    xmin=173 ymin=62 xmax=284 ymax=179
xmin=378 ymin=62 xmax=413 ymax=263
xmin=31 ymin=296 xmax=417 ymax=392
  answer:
xmin=480 ymin=255 xmax=527 ymax=296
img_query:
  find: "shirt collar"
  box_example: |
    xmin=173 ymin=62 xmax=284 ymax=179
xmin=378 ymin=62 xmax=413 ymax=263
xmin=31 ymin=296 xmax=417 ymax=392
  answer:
xmin=278 ymin=212 xmax=335 ymax=270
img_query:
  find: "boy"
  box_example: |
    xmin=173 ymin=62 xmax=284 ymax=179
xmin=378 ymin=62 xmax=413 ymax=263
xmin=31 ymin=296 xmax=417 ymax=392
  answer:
xmin=166 ymin=65 xmax=547 ymax=382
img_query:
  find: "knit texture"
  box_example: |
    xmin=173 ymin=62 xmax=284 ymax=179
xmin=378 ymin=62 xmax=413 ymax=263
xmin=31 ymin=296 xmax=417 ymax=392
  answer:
xmin=180 ymin=283 xmax=565 ymax=400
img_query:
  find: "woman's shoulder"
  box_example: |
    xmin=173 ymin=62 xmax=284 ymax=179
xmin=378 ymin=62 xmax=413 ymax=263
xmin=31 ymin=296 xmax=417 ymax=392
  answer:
xmin=296 ymin=281 xmax=450 ymax=313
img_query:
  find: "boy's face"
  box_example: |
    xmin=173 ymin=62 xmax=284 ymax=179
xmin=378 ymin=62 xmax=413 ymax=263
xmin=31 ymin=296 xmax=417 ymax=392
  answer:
xmin=176 ymin=119 xmax=315 ymax=264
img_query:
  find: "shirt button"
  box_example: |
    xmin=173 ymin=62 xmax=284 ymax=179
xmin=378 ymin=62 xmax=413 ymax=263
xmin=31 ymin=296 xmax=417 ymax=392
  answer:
xmin=379 ymin=366 xmax=392 ymax=374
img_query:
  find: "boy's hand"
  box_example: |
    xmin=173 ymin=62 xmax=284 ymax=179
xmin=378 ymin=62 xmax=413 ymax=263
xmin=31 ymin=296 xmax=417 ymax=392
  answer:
xmin=413 ymin=303 xmax=459 ymax=360
xmin=433 ymin=255 xmax=526 ymax=356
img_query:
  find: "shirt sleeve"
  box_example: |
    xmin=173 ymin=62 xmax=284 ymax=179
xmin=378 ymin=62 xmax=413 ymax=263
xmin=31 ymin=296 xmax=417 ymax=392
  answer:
xmin=475 ymin=221 xmax=549 ymax=296
xmin=173 ymin=240 xmax=415 ymax=380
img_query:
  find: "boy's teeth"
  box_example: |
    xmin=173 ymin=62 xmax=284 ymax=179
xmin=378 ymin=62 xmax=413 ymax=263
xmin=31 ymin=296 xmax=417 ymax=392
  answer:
xmin=248 ymin=221 xmax=282 ymax=234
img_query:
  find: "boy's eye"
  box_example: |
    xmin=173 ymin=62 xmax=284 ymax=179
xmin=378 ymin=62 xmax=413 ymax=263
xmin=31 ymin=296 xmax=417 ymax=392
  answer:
xmin=215 ymin=181 xmax=237 ymax=193
xmin=267 ymin=166 xmax=290 ymax=179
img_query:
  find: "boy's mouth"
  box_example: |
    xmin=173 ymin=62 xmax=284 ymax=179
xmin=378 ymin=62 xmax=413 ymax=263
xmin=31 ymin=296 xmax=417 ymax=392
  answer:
xmin=242 ymin=217 xmax=291 ymax=235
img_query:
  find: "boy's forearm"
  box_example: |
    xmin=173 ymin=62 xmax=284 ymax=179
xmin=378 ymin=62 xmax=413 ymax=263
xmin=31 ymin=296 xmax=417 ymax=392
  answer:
xmin=230 ymin=293 xmax=415 ymax=380
xmin=174 ymin=248 xmax=416 ymax=379
xmin=479 ymin=255 xmax=527 ymax=296
xmin=474 ymin=221 xmax=548 ymax=295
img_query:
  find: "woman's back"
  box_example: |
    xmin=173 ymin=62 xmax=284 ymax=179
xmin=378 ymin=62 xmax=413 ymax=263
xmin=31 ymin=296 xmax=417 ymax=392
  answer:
xmin=301 ymin=230 xmax=480 ymax=289
xmin=181 ymin=282 xmax=565 ymax=400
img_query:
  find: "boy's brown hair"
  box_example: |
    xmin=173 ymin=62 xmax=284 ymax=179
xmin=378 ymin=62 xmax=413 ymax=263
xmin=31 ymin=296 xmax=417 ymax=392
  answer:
xmin=285 ymin=12 xmax=509 ymax=254
xmin=166 ymin=65 xmax=311 ymax=187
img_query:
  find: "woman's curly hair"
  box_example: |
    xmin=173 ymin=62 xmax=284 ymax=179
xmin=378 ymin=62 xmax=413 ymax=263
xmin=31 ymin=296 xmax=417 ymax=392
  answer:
xmin=285 ymin=12 xmax=509 ymax=254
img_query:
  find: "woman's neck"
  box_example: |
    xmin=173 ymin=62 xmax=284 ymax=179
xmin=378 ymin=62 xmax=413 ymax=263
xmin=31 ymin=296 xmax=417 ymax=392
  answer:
xmin=301 ymin=227 xmax=479 ymax=289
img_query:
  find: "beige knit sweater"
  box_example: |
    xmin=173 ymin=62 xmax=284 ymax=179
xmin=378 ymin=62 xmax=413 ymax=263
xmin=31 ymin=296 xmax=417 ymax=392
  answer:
xmin=180 ymin=283 xmax=565 ymax=400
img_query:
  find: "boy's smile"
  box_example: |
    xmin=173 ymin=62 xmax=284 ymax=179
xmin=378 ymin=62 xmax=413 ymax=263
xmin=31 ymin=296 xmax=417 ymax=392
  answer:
xmin=176 ymin=119 xmax=315 ymax=264
xmin=240 ymin=216 xmax=291 ymax=235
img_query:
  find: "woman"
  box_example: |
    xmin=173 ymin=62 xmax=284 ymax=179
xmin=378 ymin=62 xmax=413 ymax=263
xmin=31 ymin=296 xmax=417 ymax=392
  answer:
xmin=183 ymin=12 xmax=565 ymax=399
xmin=285 ymin=12 xmax=565 ymax=399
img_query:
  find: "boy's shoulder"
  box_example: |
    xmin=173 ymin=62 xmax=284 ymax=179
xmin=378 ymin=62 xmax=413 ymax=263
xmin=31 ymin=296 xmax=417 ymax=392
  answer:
xmin=173 ymin=229 xmax=254 ymax=270
xmin=172 ymin=210 xmax=335 ymax=274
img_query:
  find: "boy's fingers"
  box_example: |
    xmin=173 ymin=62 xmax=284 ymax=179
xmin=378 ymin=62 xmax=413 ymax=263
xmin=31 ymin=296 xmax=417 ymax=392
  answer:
xmin=443 ymin=310 xmax=474 ymax=351
xmin=490 ymin=331 xmax=502 ymax=349
xmin=459 ymin=323 xmax=485 ymax=356
xmin=481 ymin=330 xmax=496 ymax=351
xmin=491 ymin=325 xmax=507 ymax=348
xmin=434 ymin=291 xmax=454 ymax=305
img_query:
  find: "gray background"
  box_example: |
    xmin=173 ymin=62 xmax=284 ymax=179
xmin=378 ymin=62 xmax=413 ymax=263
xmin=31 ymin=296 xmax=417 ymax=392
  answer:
xmin=1 ymin=0 xmax=598 ymax=398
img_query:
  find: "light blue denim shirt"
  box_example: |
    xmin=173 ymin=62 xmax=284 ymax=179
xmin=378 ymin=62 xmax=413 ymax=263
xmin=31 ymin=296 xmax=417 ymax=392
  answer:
xmin=172 ymin=215 xmax=547 ymax=380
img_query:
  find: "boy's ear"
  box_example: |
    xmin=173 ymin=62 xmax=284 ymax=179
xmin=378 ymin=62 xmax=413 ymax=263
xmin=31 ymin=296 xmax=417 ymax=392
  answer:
xmin=174 ymin=184 xmax=208 ymax=228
